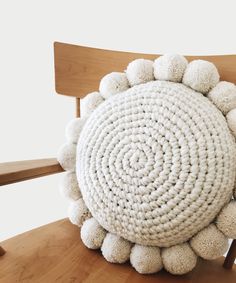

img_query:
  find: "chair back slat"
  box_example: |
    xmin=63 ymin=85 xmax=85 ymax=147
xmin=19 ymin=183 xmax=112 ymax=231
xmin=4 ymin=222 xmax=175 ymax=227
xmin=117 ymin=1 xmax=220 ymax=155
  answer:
xmin=54 ymin=42 xmax=236 ymax=98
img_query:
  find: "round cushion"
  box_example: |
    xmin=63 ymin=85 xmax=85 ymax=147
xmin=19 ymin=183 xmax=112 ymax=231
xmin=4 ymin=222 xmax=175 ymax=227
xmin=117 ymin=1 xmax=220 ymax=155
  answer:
xmin=76 ymin=80 xmax=236 ymax=247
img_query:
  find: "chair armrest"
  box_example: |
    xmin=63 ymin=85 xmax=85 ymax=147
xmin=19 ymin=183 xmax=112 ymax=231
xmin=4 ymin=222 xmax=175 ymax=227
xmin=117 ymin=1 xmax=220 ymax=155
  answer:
xmin=0 ymin=158 xmax=64 ymax=186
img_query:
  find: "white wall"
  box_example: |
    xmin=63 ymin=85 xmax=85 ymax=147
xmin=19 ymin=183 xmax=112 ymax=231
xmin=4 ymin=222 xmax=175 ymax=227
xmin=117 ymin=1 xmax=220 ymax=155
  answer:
xmin=0 ymin=0 xmax=236 ymax=241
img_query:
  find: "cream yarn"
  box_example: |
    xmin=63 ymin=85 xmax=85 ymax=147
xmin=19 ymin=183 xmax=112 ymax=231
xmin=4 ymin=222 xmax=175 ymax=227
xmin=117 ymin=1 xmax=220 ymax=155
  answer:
xmin=190 ymin=224 xmax=228 ymax=260
xmin=81 ymin=218 xmax=106 ymax=249
xmin=57 ymin=142 xmax=76 ymax=171
xmin=68 ymin=199 xmax=91 ymax=227
xmin=130 ymin=245 xmax=163 ymax=274
xmin=101 ymin=233 xmax=132 ymax=263
xmin=208 ymin=81 xmax=236 ymax=114
xmin=60 ymin=171 xmax=81 ymax=201
xmin=77 ymin=80 xmax=236 ymax=247
xmin=65 ymin=117 xmax=87 ymax=144
xmin=217 ymin=201 xmax=236 ymax=238
xmin=226 ymin=108 xmax=236 ymax=137
xmin=80 ymin=91 xmax=104 ymax=117
xmin=126 ymin=59 xmax=154 ymax=86
xmin=154 ymin=54 xmax=188 ymax=82
xmin=99 ymin=72 xmax=129 ymax=99
xmin=58 ymin=53 xmax=236 ymax=275
xmin=162 ymin=243 xmax=197 ymax=275
xmin=183 ymin=60 xmax=219 ymax=94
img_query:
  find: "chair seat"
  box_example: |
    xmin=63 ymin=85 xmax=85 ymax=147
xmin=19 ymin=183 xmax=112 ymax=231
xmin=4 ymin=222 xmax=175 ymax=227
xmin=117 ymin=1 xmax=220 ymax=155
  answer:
xmin=0 ymin=219 xmax=235 ymax=283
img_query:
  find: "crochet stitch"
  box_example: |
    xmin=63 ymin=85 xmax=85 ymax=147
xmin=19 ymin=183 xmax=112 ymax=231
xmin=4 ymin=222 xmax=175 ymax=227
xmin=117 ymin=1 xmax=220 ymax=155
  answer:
xmin=77 ymin=80 xmax=235 ymax=247
xmin=58 ymin=54 xmax=236 ymax=275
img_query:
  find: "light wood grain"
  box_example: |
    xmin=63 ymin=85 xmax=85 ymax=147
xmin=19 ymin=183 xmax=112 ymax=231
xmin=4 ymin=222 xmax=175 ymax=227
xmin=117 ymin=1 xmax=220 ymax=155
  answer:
xmin=0 ymin=158 xmax=64 ymax=186
xmin=54 ymin=42 xmax=236 ymax=98
xmin=0 ymin=219 xmax=235 ymax=283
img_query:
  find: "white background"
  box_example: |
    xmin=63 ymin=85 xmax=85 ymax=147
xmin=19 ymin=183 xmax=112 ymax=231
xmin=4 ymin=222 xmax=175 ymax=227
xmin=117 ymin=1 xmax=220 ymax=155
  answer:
xmin=0 ymin=0 xmax=236 ymax=241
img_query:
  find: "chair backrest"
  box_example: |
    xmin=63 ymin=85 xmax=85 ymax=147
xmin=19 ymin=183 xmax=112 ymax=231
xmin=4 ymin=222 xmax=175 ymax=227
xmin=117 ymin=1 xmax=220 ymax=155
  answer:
xmin=54 ymin=42 xmax=236 ymax=115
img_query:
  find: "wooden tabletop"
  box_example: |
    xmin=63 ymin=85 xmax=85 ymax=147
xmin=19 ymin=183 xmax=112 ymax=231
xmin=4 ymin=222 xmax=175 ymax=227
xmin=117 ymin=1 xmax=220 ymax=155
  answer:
xmin=0 ymin=219 xmax=235 ymax=283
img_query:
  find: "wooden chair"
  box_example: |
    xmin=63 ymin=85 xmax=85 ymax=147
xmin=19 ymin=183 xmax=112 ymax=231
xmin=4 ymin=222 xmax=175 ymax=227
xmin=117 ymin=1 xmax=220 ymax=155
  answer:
xmin=0 ymin=42 xmax=235 ymax=283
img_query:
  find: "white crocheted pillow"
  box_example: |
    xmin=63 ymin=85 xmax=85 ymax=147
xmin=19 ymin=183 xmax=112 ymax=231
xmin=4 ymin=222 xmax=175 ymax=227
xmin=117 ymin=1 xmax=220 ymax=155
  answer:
xmin=58 ymin=54 xmax=236 ymax=275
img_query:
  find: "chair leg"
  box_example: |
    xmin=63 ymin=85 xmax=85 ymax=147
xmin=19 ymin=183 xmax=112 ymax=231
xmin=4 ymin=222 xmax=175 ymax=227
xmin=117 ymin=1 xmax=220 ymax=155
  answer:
xmin=223 ymin=239 xmax=236 ymax=269
xmin=0 ymin=246 xmax=6 ymax=256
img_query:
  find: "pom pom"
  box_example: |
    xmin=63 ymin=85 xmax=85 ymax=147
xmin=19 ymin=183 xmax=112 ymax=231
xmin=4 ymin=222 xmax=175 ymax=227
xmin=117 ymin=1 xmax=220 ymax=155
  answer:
xmin=190 ymin=224 xmax=228 ymax=260
xmin=99 ymin=72 xmax=129 ymax=99
xmin=226 ymin=108 xmax=236 ymax=137
xmin=126 ymin=59 xmax=154 ymax=86
xmin=81 ymin=218 xmax=107 ymax=249
xmin=208 ymin=81 xmax=236 ymax=114
xmin=60 ymin=171 xmax=81 ymax=201
xmin=217 ymin=201 xmax=236 ymax=238
xmin=183 ymin=60 xmax=219 ymax=94
xmin=65 ymin=117 xmax=87 ymax=144
xmin=68 ymin=199 xmax=91 ymax=227
xmin=80 ymin=92 xmax=104 ymax=117
xmin=130 ymin=244 xmax=163 ymax=274
xmin=57 ymin=142 xmax=76 ymax=171
xmin=101 ymin=233 xmax=132 ymax=263
xmin=154 ymin=54 xmax=188 ymax=83
xmin=161 ymin=243 xmax=197 ymax=275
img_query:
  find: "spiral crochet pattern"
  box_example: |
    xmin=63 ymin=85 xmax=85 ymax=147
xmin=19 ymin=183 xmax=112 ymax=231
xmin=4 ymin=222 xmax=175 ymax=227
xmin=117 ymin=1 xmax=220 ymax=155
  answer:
xmin=77 ymin=80 xmax=236 ymax=247
xmin=58 ymin=54 xmax=236 ymax=275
